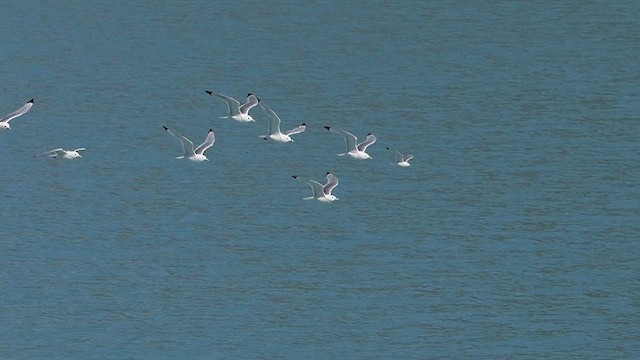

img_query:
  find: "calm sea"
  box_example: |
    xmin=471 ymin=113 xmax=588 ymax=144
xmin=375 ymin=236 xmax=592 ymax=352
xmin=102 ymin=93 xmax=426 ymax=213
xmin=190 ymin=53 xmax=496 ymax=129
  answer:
xmin=1 ymin=1 xmax=638 ymax=358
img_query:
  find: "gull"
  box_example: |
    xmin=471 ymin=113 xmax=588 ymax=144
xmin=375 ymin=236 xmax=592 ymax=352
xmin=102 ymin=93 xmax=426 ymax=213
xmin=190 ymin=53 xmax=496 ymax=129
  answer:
xmin=292 ymin=172 xmax=339 ymax=202
xmin=1 ymin=99 xmax=34 ymax=131
xmin=386 ymin=147 xmax=413 ymax=167
xmin=260 ymin=105 xmax=306 ymax=142
xmin=324 ymin=126 xmax=376 ymax=159
xmin=163 ymin=126 xmax=215 ymax=162
xmin=205 ymin=91 xmax=259 ymax=122
xmin=34 ymin=148 xmax=85 ymax=159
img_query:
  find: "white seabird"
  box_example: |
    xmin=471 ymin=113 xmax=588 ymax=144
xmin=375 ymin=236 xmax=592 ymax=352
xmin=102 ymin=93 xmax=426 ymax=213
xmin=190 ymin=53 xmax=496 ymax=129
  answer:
xmin=292 ymin=172 xmax=339 ymax=202
xmin=1 ymin=99 xmax=34 ymax=131
xmin=260 ymin=105 xmax=306 ymax=142
xmin=324 ymin=126 xmax=376 ymax=159
xmin=386 ymin=146 xmax=413 ymax=167
xmin=163 ymin=126 xmax=215 ymax=162
xmin=34 ymin=148 xmax=85 ymax=159
xmin=205 ymin=91 xmax=259 ymax=122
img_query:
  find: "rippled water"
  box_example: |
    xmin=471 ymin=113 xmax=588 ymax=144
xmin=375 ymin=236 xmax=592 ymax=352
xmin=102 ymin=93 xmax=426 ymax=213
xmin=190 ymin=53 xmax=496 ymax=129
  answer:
xmin=1 ymin=1 xmax=638 ymax=358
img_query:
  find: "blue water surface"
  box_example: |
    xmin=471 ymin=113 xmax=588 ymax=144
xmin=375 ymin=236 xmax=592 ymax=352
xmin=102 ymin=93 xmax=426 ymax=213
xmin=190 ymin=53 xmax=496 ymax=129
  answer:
xmin=1 ymin=1 xmax=638 ymax=358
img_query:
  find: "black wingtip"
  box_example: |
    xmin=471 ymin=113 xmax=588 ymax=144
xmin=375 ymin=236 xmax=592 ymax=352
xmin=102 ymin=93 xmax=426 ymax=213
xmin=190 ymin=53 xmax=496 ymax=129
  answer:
xmin=209 ymin=128 xmax=214 ymax=132
xmin=28 ymin=99 xmax=34 ymax=104
xmin=292 ymin=175 xmax=298 ymax=179
xmin=205 ymin=90 xmax=212 ymax=95
xmin=324 ymin=126 xmax=331 ymax=131
xmin=163 ymin=126 xmax=169 ymax=131
xmin=301 ymin=123 xmax=307 ymax=126
xmin=247 ymin=93 xmax=253 ymax=97
xmin=386 ymin=146 xmax=390 ymax=150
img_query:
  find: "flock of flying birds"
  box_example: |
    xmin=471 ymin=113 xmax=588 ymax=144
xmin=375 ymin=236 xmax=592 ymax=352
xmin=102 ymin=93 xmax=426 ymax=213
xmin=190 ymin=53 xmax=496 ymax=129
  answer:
xmin=2 ymin=94 xmax=413 ymax=202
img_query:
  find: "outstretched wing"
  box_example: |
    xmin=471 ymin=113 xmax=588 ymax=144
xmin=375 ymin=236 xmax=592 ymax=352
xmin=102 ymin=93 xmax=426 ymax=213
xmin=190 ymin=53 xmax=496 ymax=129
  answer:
xmin=194 ymin=129 xmax=215 ymax=155
xmin=205 ymin=91 xmax=241 ymax=117
xmin=403 ymin=153 xmax=414 ymax=162
xmin=239 ymin=93 xmax=260 ymax=115
xmin=1 ymin=99 xmax=34 ymax=123
xmin=261 ymin=105 xmax=282 ymax=135
xmin=292 ymin=176 xmax=324 ymax=199
xmin=164 ymin=126 xmax=195 ymax=156
xmin=386 ymin=146 xmax=403 ymax=162
xmin=283 ymin=123 xmax=306 ymax=136
xmin=357 ymin=133 xmax=377 ymax=152
xmin=323 ymin=172 xmax=339 ymax=195
xmin=325 ymin=126 xmax=357 ymax=152
xmin=34 ymin=148 xmax=63 ymax=158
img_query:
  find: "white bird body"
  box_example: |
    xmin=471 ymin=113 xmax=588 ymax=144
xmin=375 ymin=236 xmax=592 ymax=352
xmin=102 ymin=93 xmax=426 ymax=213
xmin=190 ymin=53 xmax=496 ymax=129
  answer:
xmin=1 ymin=99 xmax=34 ymax=131
xmin=269 ymin=133 xmax=292 ymax=142
xmin=292 ymin=172 xmax=339 ymax=202
xmin=324 ymin=126 xmax=376 ymax=159
xmin=260 ymin=105 xmax=306 ymax=143
xmin=35 ymin=148 xmax=86 ymax=159
xmin=164 ymin=126 xmax=215 ymax=162
xmin=206 ymin=91 xmax=259 ymax=122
